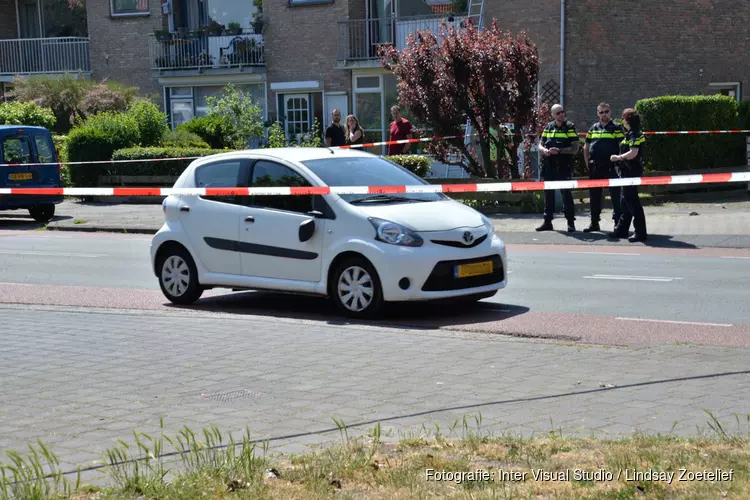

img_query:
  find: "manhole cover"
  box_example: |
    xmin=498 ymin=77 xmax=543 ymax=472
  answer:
xmin=201 ymin=389 xmax=264 ymax=402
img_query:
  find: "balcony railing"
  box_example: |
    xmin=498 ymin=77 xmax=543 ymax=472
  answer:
xmin=338 ymin=14 xmax=468 ymax=62
xmin=0 ymin=37 xmax=90 ymax=75
xmin=149 ymin=30 xmax=265 ymax=71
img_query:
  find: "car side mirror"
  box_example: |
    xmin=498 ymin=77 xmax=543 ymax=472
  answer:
xmin=299 ymin=218 xmax=315 ymax=242
xmin=308 ymin=210 xmax=323 ymax=218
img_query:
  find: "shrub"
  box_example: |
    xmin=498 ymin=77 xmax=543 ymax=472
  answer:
xmin=0 ymin=101 xmax=56 ymax=129
xmin=109 ymin=147 xmax=229 ymax=178
xmin=127 ymin=100 xmax=168 ymax=146
xmin=739 ymin=100 xmax=750 ymax=130
xmin=635 ymin=95 xmax=745 ymax=172
xmin=79 ymin=83 xmax=131 ymax=117
xmin=177 ymin=115 xmax=234 ymax=149
xmin=162 ymin=129 xmax=210 ymax=149
xmin=204 ymin=84 xmax=264 ymax=148
xmin=66 ymin=112 xmax=141 ymax=187
xmin=384 ymin=154 xmax=431 ymax=178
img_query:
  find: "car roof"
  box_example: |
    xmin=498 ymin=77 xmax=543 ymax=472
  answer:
xmin=189 ymin=146 xmax=374 ymax=167
xmin=0 ymin=125 xmax=50 ymax=132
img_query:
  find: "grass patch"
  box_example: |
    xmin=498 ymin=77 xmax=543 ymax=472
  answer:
xmin=73 ymin=219 xmax=87 ymax=225
xmin=1 ymin=412 xmax=749 ymax=499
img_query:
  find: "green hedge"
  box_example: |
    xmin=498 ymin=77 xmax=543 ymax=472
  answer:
xmin=739 ymin=100 xmax=750 ymax=130
xmin=176 ymin=115 xmax=235 ymax=149
xmin=0 ymin=101 xmax=56 ymax=129
xmin=109 ymin=147 xmax=230 ymax=177
xmin=383 ymin=154 xmax=431 ymax=178
xmin=635 ymin=95 xmax=745 ymax=172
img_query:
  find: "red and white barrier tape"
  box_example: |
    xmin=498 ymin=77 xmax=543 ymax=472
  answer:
xmin=0 ymin=129 xmax=748 ymax=168
xmin=2 ymin=172 xmax=749 ymax=196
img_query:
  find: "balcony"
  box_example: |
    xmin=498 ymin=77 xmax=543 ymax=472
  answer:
xmin=0 ymin=37 xmax=90 ymax=78
xmin=149 ymin=29 xmax=265 ymax=76
xmin=337 ymin=14 xmax=467 ymax=67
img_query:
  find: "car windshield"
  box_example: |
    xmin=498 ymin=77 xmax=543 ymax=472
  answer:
xmin=300 ymin=156 xmax=447 ymax=204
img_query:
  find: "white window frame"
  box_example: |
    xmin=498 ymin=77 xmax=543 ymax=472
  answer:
xmin=352 ymin=73 xmax=386 ymax=154
xmin=709 ymin=82 xmax=742 ymax=102
xmin=283 ymin=93 xmax=311 ymax=139
xmin=110 ymin=0 xmax=150 ymax=18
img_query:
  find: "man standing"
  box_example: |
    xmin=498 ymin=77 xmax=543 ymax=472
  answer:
xmin=325 ymin=109 xmax=346 ymax=147
xmin=583 ymin=102 xmax=624 ymax=232
xmin=536 ymin=104 xmax=579 ymax=232
xmin=388 ymin=105 xmax=412 ymax=155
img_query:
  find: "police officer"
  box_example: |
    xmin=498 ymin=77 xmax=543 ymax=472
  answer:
xmin=583 ymin=102 xmax=624 ymax=232
xmin=610 ymin=108 xmax=648 ymax=242
xmin=536 ymin=104 xmax=579 ymax=232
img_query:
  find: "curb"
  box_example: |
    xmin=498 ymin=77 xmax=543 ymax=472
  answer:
xmin=46 ymin=225 xmax=159 ymax=235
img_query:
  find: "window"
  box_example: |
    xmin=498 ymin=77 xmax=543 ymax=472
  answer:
xmin=249 ymin=160 xmax=314 ymax=214
xmin=196 ymin=160 xmax=243 ymax=204
xmin=110 ymin=0 xmax=149 ymax=16
xmin=2 ymin=137 xmax=32 ymax=164
xmin=709 ymin=82 xmax=742 ymax=103
xmin=285 ymin=94 xmax=310 ymax=138
xmin=34 ymin=134 xmax=55 ymax=164
xmin=301 ymin=156 xmax=447 ymax=204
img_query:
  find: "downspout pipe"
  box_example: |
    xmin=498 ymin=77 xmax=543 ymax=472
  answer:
xmin=560 ymin=0 xmax=565 ymax=107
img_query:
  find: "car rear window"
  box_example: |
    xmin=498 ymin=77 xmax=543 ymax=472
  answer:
xmin=2 ymin=137 xmax=32 ymax=164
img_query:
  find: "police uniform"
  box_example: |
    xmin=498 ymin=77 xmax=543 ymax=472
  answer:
xmin=585 ymin=120 xmax=624 ymax=229
xmin=539 ymin=119 xmax=578 ymax=228
xmin=612 ymin=129 xmax=647 ymax=241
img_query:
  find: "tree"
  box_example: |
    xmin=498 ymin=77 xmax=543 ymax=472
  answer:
xmin=205 ymin=84 xmax=265 ymax=149
xmin=379 ymin=19 xmax=549 ymax=179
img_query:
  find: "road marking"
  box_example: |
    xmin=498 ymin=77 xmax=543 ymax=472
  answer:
xmin=583 ymin=274 xmax=683 ymax=282
xmin=720 ymin=256 xmax=750 ymax=260
xmin=616 ymin=317 xmax=733 ymax=327
xmin=569 ymin=251 xmax=641 ymax=256
xmin=0 ymin=250 xmax=105 ymax=258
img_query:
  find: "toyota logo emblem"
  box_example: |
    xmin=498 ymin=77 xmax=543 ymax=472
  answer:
xmin=463 ymin=231 xmax=474 ymax=244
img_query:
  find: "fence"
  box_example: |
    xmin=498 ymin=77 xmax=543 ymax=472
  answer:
xmin=0 ymin=37 xmax=90 ymax=75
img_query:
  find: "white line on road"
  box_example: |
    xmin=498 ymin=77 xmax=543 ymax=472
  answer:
xmin=616 ymin=317 xmax=733 ymax=327
xmin=569 ymin=251 xmax=641 ymax=256
xmin=0 ymin=250 xmax=105 ymax=258
xmin=583 ymin=274 xmax=683 ymax=282
xmin=720 ymin=256 xmax=750 ymax=260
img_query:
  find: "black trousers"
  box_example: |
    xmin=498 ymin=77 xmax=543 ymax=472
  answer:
xmin=589 ymin=159 xmax=621 ymax=224
xmin=617 ymin=185 xmax=647 ymax=236
xmin=541 ymin=160 xmax=575 ymax=222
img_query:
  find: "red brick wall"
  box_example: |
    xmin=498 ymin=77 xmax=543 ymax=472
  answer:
xmin=264 ymin=0 xmax=352 ymax=117
xmin=85 ymin=0 xmax=164 ymax=102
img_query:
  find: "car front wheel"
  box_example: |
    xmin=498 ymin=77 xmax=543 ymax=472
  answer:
xmin=331 ymin=257 xmax=384 ymax=319
xmin=29 ymin=204 xmax=55 ymax=223
xmin=157 ymin=246 xmax=203 ymax=305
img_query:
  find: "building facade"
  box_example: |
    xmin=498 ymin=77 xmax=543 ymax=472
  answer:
xmin=2 ymin=0 xmax=747 ymax=144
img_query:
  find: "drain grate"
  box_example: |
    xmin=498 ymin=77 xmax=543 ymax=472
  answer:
xmin=201 ymin=389 xmax=265 ymax=402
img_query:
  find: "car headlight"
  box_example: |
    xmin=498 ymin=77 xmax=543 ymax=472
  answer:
xmin=481 ymin=214 xmax=494 ymax=234
xmin=368 ymin=217 xmax=423 ymax=247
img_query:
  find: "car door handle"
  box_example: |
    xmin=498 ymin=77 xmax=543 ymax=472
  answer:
xmin=245 ymin=216 xmax=254 ymax=223
xmin=180 ymin=206 xmax=190 ymax=212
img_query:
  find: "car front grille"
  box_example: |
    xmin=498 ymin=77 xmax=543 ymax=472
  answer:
xmin=421 ymin=254 xmax=504 ymax=292
xmin=431 ymin=234 xmax=488 ymax=248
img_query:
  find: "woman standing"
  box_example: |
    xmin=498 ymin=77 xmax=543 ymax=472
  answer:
xmin=610 ymin=108 xmax=648 ymax=242
xmin=344 ymin=114 xmax=364 ymax=148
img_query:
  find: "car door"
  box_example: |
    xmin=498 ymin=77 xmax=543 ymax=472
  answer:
xmin=178 ymin=158 xmax=249 ymax=276
xmin=239 ymin=159 xmax=327 ymax=282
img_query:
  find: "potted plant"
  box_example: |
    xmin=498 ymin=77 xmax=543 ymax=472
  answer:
xmin=153 ymin=29 xmax=171 ymax=41
xmin=251 ymin=14 xmax=264 ymax=34
xmin=203 ymin=20 xmax=223 ymax=36
xmin=225 ymin=22 xmax=242 ymax=35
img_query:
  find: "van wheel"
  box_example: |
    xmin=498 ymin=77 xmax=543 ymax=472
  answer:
xmin=29 ymin=204 xmax=55 ymax=223
xmin=330 ymin=256 xmax=384 ymax=319
xmin=157 ymin=246 xmax=203 ymax=305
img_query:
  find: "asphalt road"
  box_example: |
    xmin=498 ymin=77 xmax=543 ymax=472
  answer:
xmin=1 ymin=229 xmax=749 ymax=346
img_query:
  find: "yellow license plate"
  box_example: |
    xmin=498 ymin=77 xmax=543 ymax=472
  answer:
xmin=9 ymin=172 xmax=33 ymax=181
xmin=456 ymin=260 xmax=494 ymax=278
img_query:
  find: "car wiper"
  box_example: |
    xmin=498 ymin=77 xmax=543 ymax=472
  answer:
xmin=349 ymin=194 xmax=429 ymax=204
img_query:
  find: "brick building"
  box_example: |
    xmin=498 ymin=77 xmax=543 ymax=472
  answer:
xmin=1 ymin=0 xmax=747 ymax=143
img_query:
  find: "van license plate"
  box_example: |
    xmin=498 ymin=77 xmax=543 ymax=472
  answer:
xmin=455 ymin=260 xmax=493 ymax=278
xmin=9 ymin=172 xmax=33 ymax=181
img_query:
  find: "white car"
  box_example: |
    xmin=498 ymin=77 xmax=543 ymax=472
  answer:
xmin=150 ymin=147 xmax=508 ymax=318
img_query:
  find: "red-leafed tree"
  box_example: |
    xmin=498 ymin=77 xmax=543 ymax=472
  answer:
xmin=379 ymin=19 xmax=549 ymax=179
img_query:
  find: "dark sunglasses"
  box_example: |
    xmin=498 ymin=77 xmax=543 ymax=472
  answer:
xmin=598 ymin=110 xmax=610 ymax=114
xmin=554 ymin=110 xmax=565 ymax=115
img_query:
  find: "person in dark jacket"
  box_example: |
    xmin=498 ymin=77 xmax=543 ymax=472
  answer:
xmin=583 ymin=102 xmax=624 ymax=232
xmin=610 ymin=108 xmax=648 ymax=242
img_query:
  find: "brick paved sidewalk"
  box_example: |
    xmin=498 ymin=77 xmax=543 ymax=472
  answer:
xmin=2 ymin=303 xmax=749 ymax=486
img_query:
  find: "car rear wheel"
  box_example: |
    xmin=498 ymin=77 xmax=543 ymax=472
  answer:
xmin=29 ymin=204 xmax=55 ymax=223
xmin=157 ymin=246 xmax=203 ymax=305
xmin=331 ymin=257 xmax=384 ymax=319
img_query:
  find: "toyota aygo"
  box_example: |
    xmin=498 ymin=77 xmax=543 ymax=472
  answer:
xmin=150 ymin=147 xmax=508 ymax=318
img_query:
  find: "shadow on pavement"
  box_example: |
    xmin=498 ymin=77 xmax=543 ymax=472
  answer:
xmin=561 ymin=232 xmax=699 ymax=249
xmin=166 ymin=291 xmax=530 ymax=331
xmin=0 ymin=213 xmax=73 ymax=231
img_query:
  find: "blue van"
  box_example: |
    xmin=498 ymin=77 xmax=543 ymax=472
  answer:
xmin=0 ymin=125 xmax=63 ymax=223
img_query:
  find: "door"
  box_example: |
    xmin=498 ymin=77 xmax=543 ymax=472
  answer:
xmin=284 ymin=94 xmax=310 ymax=140
xmin=325 ymin=94 xmax=348 ymax=126
xmin=239 ymin=159 xmax=325 ymax=282
xmin=178 ymin=158 xmax=247 ymax=276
